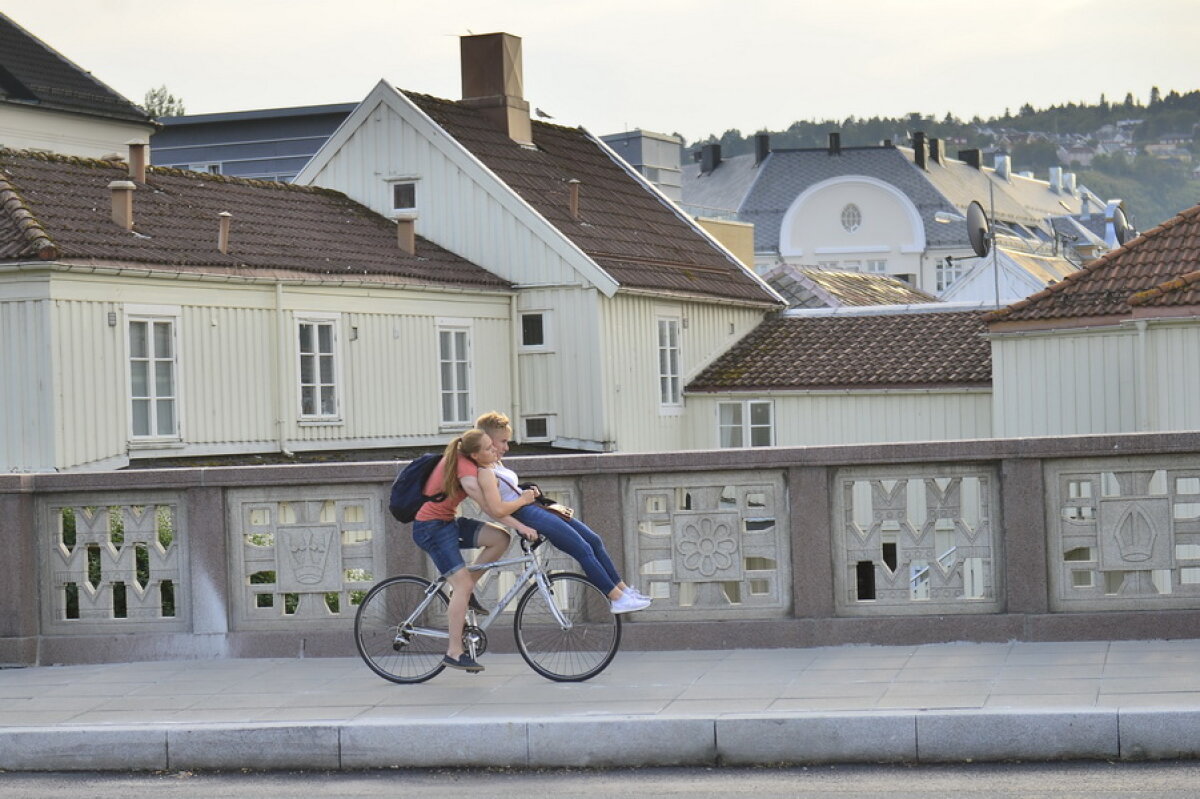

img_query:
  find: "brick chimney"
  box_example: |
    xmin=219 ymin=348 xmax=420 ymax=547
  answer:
xmin=567 ymin=179 xmax=581 ymax=220
xmin=108 ymin=180 xmax=135 ymax=230
xmin=396 ymin=212 xmax=417 ymax=255
xmin=828 ymin=131 xmax=841 ymax=155
xmin=912 ymin=131 xmax=927 ymax=169
xmin=754 ymin=132 xmax=771 ymax=166
xmin=126 ymin=140 xmax=148 ymax=183
xmin=929 ymin=137 xmax=944 ymax=164
xmin=217 ymin=211 xmax=232 ymax=254
xmin=460 ymin=32 xmax=533 ymax=146
xmin=700 ymin=143 xmax=721 ymax=174
xmin=958 ymin=148 xmax=982 ymax=169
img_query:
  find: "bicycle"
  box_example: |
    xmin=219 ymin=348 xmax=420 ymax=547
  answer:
xmin=353 ymin=536 xmax=621 ymax=683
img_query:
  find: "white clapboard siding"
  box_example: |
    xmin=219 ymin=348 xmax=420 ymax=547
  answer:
xmin=305 ymin=95 xmax=597 ymax=291
xmin=1145 ymin=321 xmax=1200 ymax=432
xmin=685 ymin=391 xmax=993 ymax=449
xmin=52 ymin=298 xmax=129 ymax=469
xmin=992 ymin=327 xmax=1139 ymax=438
xmin=601 ymin=294 xmax=766 ymax=452
xmin=0 ymin=294 xmax=56 ymax=471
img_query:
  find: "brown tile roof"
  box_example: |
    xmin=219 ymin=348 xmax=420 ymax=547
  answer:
xmin=687 ymin=310 xmax=991 ymax=392
xmin=0 ymin=149 xmax=510 ymax=290
xmin=985 ymin=202 xmax=1200 ymax=326
xmin=764 ymin=265 xmax=940 ymax=308
xmin=403 ymin=91 xmax=778 ymax=306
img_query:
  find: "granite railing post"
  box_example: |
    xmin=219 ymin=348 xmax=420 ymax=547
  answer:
xmin=185 ymin=486 xmax=230 ymax=647
xmin=790 ymin=465 xmax=835 ymax=620
xmin=0 ymin=475 xmax=37 ymax=664
xmin=999 ymin=457 xmax=1050 ymax=617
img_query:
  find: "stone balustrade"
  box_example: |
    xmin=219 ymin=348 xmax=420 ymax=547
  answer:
xmin=3 ymin=431 xmax=1200 ymax=665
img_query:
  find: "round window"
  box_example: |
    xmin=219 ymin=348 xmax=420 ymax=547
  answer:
xmin=841 ymin=203 xmax=862 ymax=233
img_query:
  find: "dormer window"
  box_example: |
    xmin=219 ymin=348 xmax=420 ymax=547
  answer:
xmin=389 ymin=179 xmax=417 ymax=215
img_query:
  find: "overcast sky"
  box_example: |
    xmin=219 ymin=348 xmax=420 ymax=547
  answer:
xmin=4 ymin=0 xmax=1197 ymax=143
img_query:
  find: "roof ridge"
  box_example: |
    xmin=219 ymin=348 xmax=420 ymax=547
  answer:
xmin=0 ymin=168 xmax=58 ymax=260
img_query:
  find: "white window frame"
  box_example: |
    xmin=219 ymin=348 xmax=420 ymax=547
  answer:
xmin=521 ymin=415 xmax=555 ymax=443
xmin=866 ymin=259 xmax=888 ymax=273
xmin=936 ymin=256 xmax=966 ymax=292
xmin=125 ymin=305 xmax=182 ymax=444
xmin=295 ymin=312 xmax=342 ymax=423
xmin=841 ymin=203 xmax=862 ymax=233
xmin=386 ymin=177 xmax=419 ymax=217
xmin=656 ymin=315 xmax=683 ymax=410
xmin=437 ymin=319 xmax=474 ymax=427
xmin=518 ymin=310 xmax=553 ymax=352
xmin=717 ymin=400 xmax=774 ymax=448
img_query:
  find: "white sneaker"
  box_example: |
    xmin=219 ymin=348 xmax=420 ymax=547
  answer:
xmin=610 ymin=592 xmax=651 ymax=614
xmin=624 ymin=587 xmax=651 ymax=602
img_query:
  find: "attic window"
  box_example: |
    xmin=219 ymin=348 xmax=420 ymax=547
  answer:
xmin=841 ymin=203 xmax=862 ymax=233
xmin=390 ymin=181 xmax=417 ymax=213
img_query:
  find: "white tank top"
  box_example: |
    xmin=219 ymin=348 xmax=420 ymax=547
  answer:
xmin=491 ymin=461 xmax=522 ymax=501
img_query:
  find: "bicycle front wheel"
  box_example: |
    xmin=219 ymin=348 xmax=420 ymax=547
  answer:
xmin=354 ymin=575 xmax=448 ymax=684
xmin=513 ymin=572 xmax=621 ymax=682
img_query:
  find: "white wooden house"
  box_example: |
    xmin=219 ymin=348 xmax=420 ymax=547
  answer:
xmin=296 ymin=33 xmax=782 ymax=453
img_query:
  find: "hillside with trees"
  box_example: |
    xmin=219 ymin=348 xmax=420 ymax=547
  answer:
xmin=684 ymin=89 xmax=1200 ymax=230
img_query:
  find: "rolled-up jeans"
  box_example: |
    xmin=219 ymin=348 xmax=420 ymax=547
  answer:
xmin=514 ymin=504 xmax=620 ymax=595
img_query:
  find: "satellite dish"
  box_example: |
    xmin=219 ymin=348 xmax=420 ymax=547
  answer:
xmin=966 ymin=200 xmax=991 ymax=258
xmin=1112 ymin=206 xmax=1131 ymax=245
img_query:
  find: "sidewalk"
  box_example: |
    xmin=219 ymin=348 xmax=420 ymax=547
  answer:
xmin=3 ymin=639 xmax=1200 ymax=771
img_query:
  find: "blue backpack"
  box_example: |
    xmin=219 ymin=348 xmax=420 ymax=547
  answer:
xmin=388 ymin=453 xmax=448 ymax=523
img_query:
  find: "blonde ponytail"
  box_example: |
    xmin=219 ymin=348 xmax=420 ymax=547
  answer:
xmin=439 ymin=429 xmax=490 ymax=499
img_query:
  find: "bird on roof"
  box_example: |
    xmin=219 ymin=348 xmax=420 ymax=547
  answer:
xmin=535 ymin=108 xmax=554 ymax=119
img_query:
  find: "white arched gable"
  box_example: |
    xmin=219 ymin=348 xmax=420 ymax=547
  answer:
xmin=778 ymin=175 xmax=926 ymax=258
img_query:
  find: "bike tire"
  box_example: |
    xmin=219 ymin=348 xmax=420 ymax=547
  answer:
xmin=513 ymin=572 xmax=621 ymax=682
xmin=354 ymin=575 xmax=448 ymax=684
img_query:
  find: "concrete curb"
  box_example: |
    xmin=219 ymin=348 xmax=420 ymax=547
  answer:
xmin=5 ymin=708 xmax=1200 ymax=771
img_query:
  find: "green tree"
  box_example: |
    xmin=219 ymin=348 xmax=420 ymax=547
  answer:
xmin=142 ymin=86 xmax=185 ymax=118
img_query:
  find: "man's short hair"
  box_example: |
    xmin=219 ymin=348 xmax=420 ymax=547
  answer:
xmin=475 ymin=411 xmax=511 ymax=435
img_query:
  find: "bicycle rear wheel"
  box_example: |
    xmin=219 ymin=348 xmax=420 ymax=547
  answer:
xmin=513 ymin=572 xmax=621 ymax=682
xmin=354 ymin=575 xmax=448 ymax=684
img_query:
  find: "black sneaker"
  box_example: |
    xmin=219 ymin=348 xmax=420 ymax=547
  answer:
xmin=467 ymin=593 xmax=490 ymax=616
xmin=442 ymin=653 xmax=484 ymax=673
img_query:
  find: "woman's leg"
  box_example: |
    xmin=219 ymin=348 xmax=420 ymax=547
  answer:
xmin=516 ymin=506 xmax=620 ymax=596
xmin=444 ymin=567 xmax=472 ymax=659
xmin=562 ymin=516 xmax=624 ymax=590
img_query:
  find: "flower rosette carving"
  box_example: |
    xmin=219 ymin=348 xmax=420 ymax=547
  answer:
xmin=675 ymin=515 xmax=741 ymax=580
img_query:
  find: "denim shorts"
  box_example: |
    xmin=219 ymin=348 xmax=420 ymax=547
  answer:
xmin=412 ymin=517 xmax=484 ymax=577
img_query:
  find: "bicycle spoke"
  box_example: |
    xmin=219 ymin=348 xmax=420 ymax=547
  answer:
xmin=514 ymin=573 xmax=620 ymax=682
xmin=354 ymin=576 xmax=448 ymax=684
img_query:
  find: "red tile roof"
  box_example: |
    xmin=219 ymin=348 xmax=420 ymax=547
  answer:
xmin=985 ymin=202 xmax=1200 ymax=325
xmin=687 ymin=310 xmax=991 ymax=392
xmin=0 ymin=149 xmax=509 ymax=290
xmin=404 ymin=91 xmax=778 ymax=306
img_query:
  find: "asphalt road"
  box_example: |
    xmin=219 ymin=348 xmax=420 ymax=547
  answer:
xmin=2 ymin=762 xmax=1200 ymax=798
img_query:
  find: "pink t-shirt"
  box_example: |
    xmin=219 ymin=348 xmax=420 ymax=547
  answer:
xmin=413 ymin=455 xmax=479 ymax=522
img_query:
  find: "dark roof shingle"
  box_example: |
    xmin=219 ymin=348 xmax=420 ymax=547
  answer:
xmin=0 ymin=13 xmax=151 ymax=124
xmin=404 ymin=91 xmax=777 ymax=305
xmin=985 ymin=202 xmax=1200 ymax=325
xmin=764 ymin=265 xmax=940 ymax=308
xmin=687 ymin=310 xmax=991 ymax=392
xmin=0 ymin=149 xmax=509 ymax=290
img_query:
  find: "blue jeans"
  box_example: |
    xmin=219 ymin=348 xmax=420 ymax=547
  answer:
xmin=412 ymin=517 xmax=484 ymax=577
xmin=514 ymin=504 xmax=620 ymax=595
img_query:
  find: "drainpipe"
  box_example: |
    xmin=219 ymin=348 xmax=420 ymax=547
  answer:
xmin=275 ymin=281 xmax=295 ymax=457
xmin=1135 ymin=320 xmax=1151 ymax=431
xmin=509 ymin=293 xmax=522 ymax=437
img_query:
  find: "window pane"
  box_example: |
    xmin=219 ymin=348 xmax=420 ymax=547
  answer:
xmin=301 ymin=386 xmax=315 ymax=416
xmin=750 ymin=426 xmax=772 ymax=447
xmin=719 ymin=403 xmax=742 ymax=426
xmin=456 ymin=392 xmax=469 ymax=421
xmin=300 ymin=354 xmax=314 ymax=384
xmin=439 ymin=331 xmax=452 ymax=361
xmin=132 ymin=399 xmax=150 ymax=436
xmin=129 ymin=322 xmax=148 ymax=358
xmin=153 ymin=322 xmax=172 ymax=357
xmin=522 ymin=314 xmax=544 ymax=347
xmin=317 ymin=324 xmax=333 ymax=353
xmin=319 ymin=354 xmax=334 ymax=383
xmin=155 ymin=362 xmax=174 ymax=396
xmin=156 ymin=400 xmax=175 ymax=435
xmin=440 ymin=361 xmax=454 ymax=389
xmin=130 ymin=362 xmax=149 ymax=397
xmin=393 ymin=182 xmax=416 ymax=210
xmin=455 ymin=361 xmax=468 ymax=387
xmin=720 ymin=426 xmax=742 ymax=448
xmin=298 ymin=324 xmax=313 ymax=353
xmin=441 ymin=393 xmax=453 ymax=421
xmin=321 ymin=386 xmax=336 ymax=415
xmin=750 ymin=403 xmax=771 ymax=425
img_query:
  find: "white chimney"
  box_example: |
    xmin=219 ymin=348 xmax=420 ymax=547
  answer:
xmin=108 ymin=180 xmax=135 ymax=230
xmin=1048 ymin=166 xmax=1062 ymax=193
xmin=994 ymin=154 xmax=1011 ymax=181
xmin=1063 ymin=172 xmax=1077 ymax=195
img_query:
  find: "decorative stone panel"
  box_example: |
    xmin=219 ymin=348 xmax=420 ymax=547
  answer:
xmin=38 ymin=493 xmax=189 ymax=635
xmin=832 ymin=465 xmax=1001 ymax=616
xmin=1048 ymin=455 xmax=1200 ymax=611
xmin=227 ymin=486 xmax=385 ymax=631
xmin=623 ymin=471 xmax=790 ymax=620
